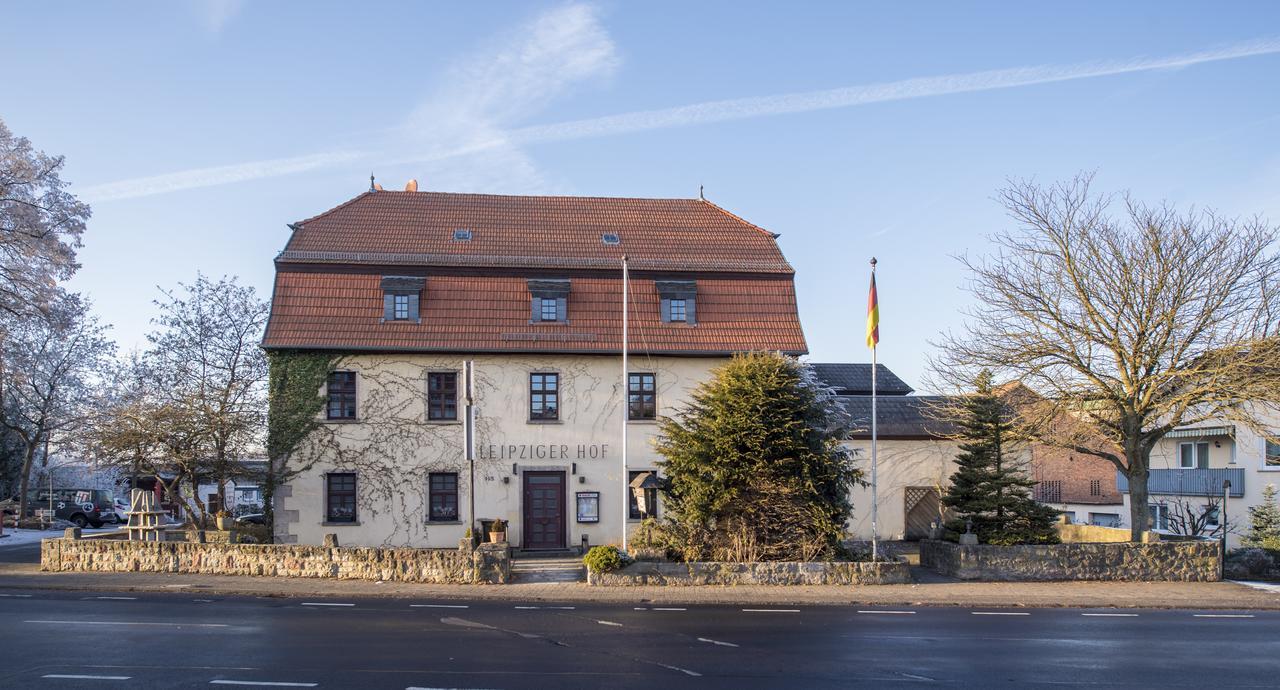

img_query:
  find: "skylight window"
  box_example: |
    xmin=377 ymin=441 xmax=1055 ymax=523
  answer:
xmin=602 ymin=233 xmax=620 ymax=245
xmin=453 ymin=229 xmax=473 ymax=241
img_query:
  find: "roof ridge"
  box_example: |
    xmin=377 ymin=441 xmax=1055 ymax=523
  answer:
xmin=697 ymin=197 xmax=780 ymax=239
xmin=346 ymin=189 xmax=709 ymax=203
xmin=290 ymin=190 xmax=377 ymax=229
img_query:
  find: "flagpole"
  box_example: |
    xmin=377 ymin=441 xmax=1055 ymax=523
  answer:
xmin=870 ymin=257 xmax=879 ymax=562
xmin=621 ymin=255 xmax=630 ymax=552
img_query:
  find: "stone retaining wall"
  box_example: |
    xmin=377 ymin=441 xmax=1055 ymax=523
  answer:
xmin=919 ymin=539 xmax=1220 ymax=582
xmin=41 ymin=537 xmax=511 ymax=584
xmin=588 ymin=559 xmax=912 ymax=586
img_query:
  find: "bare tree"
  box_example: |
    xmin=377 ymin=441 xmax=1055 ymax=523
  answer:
xmin=4 ymin=293 xmax=114 ymax=518
xmin=0 ymin=119 xmax=88 ymax=319
xmin=933 ymin=174 xmax=1280 ymax=540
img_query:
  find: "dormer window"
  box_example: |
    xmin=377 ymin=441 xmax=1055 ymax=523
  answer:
xmin=656 ymin=280 xmax=696 ymax=325
xmin=453 ymin=229 xmax=472 ymax=241
xmin=528 ymin=279 xmax=570 ymax=323
xmin=381 ymin=276 xmax=425 ymax=323
xmin=602 ymin=233 xmax=620 ymax=245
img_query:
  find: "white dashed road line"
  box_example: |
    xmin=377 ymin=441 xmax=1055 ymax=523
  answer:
xmin=597 ymin=620 xmax=622 ymax=626
xmin=741 ymin=608 xmax=799 ymax=613
xmin=650 ymin=662 xmax=701 ymax=677
xmin=971 ymin=612 xmax=1030 ymax=616
xmin=1082 ymin=613 xmax=1139 ymax=617
xmin=209 ymin=682 xmax=318 ymax=688
xmin=1193 ymin=614 xmax=1255 ymax=618
xmin=26 ymin=620 xmax=229 ymax=628
xmin=857 ymin=610 xmax=916 ymax=615
xmin=42 ymin=675 xmax=130 ymax=681
xmin=85 ymin=596 xmax=138 ymax=600
xmin=635 ymin=607 xmax=688 ymax=611
xmin=0 ymin=593 xmax=33 ymax=597
xmin=409 ymin=604 xmax=469 ymax=609
xmin=300 ymin=602 xmax=354 ymax=607
xmin=697 ymin=637 xmax=739 ymax=647
xmin=513 ymin=605 xmax=575 ymax=610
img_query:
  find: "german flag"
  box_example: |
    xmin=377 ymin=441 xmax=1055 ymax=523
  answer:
xmin=866 ymin=272 xmax=879 ymax=349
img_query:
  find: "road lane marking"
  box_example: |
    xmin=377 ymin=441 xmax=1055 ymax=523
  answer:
xmin=194 ymin=599 xmax=215 ymax=603
xmin=857 ymin=610 xmax=916 ymax=615
xmin=742 ymin=608 xmax=799 ymax=613
xmin=209 ymin=682 xmax=317 ymax=688
xmin=85 ymin=596 xmax=138 ymax=600
xmin=1193 ymin=614 xmax=1255 ymax=618
xmin=651 ymin=662 xmax=701 ymax=677
xmin=42 ymin=675 xmax=130 ymax=681
xmin=25 ymin=620 xmax=229 ymax=627
xmin=0 ymin=593 xmax=33 ymax=597
xmin=634 ymin=607 xmax=687 ymax=611
xmin=697 ymin=637 xmax=739 ymax=647
xmin=513 ymin=605 xmax=575 ymax=610
xmin=971 ymin=612 xmax=1030 ymax=616
xmin=1082 ymin=613 xmax=1138 ymax=617
xmin=300 ymin=602 xmax=354 ymax=607
xmin=410 ymin=604 xmax=470 ymax=609
xmin=597 ymin=620 xmax=622 ymax=626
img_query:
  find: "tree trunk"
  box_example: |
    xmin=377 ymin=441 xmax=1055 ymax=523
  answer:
xmin=263 ymin=454 xmax=277 ymax=543
xmin=1126 ymin=449 xmax=1151 ymax=542
xmin=15 ymin=442 xmax=37 ymax=521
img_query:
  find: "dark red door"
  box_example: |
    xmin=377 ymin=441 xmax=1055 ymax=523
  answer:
xmin=523 ymin=471 xmax=566 ymax=550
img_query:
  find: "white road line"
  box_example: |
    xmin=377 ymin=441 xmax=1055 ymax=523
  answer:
xmin=0 ymin=593 xmax=33 ymax=597
xmin=697 ymin=637 xmax=739 ymax=647
xmin=597 ymin=620 xmax=623 ymax=626
xmin=25 ymin=620 xmax=229 ymax=628
xmin=742 ymin=608 xmax=799 ymax=613
xmin=300 ymin=602 xmax=354 ymax=607
xmin=42 ymin=675 xmax=131 ymax=681
xmin=857 ymin=610 xmax=916 ymax=615
xmin=1193 ymin=614 xmax=1255 ymax=618
xmin=651 ymin=662 xmax=701 ymax=677
xmin=513 ymin=605 xmax=575 ymax=610
xmin=86 ymin=596 xmax=138 ymax=600
xmin=209 ymin=682 xmax=317 ymax=688
xmin=193 ymin=599 xmax=215 ymax=603
xmin=409 ymin=604 xmax=469 ymax=609
xmin=653 ymin=607 xmax=686 ymax=611
xmin=1082 ymin=613 xmax=1139 ymax=617
xmin=971 ymin=612 xmax=1030 ymax=616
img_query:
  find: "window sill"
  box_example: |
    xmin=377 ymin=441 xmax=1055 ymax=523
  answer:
xmin=527 ymin=419 xmax=562 ymax=425
xmin=322 ymin=418 xmax=360 ymax=425
xmin=321 ymin=521 xmax=361 ymax=526
xmin=1259 ymin=466 xmax=1280 ymax=471
xmin=427 ymin=520 xmax=463 ymax=525
xmin=423 ymin=419 xmax=462 ymax=425
xmin=627 ymin=419 xmax=658 ymax=425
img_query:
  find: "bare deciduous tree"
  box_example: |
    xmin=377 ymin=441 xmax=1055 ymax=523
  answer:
xmin=933 ymin=174 xmax=1280 ymax=540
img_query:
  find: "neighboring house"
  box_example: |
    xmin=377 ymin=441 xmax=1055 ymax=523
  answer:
xmin=1029 ymin=445 xmax=1125 ymax=527
xmin=1117 ymin=420 xmax=1280 ymax=548
xmin=262 ymin=186 xmax=807 ymax=548
xmin=813 ymin=363 xmax=960 ymax=541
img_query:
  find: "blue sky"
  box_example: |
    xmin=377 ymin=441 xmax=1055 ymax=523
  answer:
xmin=3 ymin=1 xmax=1279 ymax=390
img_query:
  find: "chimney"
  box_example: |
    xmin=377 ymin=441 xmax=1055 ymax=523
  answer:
xmin=405 ymin=179 xmax=418 ymax=192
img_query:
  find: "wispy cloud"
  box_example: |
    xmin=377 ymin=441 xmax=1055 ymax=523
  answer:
xmin=192 ymin=0 xmax=245 ymax=34
xmin=81 ymin=32 xmax=1280 ymax=203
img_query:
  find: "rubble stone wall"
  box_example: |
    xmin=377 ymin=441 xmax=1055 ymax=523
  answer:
xmin=919 ymin=539 xmax=1220 ymax=582
xmin=588 ymin=559 xmax=912 ymax=586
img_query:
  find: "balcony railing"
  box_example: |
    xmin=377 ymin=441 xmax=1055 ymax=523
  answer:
xmin=1116 ymin=468 xmax=1244 ymax=498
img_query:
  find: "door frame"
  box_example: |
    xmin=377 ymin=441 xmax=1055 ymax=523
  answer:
xmin=521 ymin=469 xmax=567 ymax=550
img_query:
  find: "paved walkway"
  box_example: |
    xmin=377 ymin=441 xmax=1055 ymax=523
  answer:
xmin=2 ymin=562 xmax=1277 ymax=609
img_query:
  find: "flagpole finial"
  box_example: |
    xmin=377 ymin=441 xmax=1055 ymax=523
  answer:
xmin=870 ymin=256 xmax=877 ymax=269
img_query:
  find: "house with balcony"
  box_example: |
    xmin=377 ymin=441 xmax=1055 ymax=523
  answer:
xmin=1116 ymin=422 xmax=1280 ymax=547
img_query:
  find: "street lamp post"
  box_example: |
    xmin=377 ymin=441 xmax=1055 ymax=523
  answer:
xmin=1221 ymin=479 xmax=1231 ymax=581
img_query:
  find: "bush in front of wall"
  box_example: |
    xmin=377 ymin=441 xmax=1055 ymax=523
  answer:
xmin=583 ymin=545 xmax=630 ymax=574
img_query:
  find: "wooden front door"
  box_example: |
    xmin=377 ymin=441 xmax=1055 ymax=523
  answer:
xmin=522 ymin=471 xmax=566 ymax=550
xmin=903 ymin=486 xmax=942 ymax=540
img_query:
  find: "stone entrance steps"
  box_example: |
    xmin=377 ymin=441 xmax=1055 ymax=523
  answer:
xmin=511 ymin=554 xmax=585 ymax=583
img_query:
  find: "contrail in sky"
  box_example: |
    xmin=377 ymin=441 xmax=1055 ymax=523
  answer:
xmin=80 ymin=36 xmax=1280 ymax=203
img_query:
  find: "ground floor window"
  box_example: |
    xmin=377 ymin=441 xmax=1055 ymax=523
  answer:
xmin=326 ymin=473 xmax=357 ymax=523
xmin=1148 ymin=504 xmax=1168 ymax=531
xmin=429 ymin=472 xmax=459 ymax=522
xmin=1266 ymin=438 xmax=1280 ymax=467
xmin=1089 ymin=512 xmax=1120 ymax=527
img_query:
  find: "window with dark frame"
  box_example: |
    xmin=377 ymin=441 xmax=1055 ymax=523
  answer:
xmin=326 ymin=473 xmax=357 ymax=523
xmin=540 ymin=297 xmax=559 ymax=322
xmin=1266 ymin=439 xmax=1280 ymax=467
xmin=427 ymin=372 xmax=458 ymax=421
xmin=668 ymin=298 xmax=687 ymax=322
xmin=429 ymin=472 xmax=458 ymax=522
xmin=628 ymin=373 xmax=656 ymax=420
xmin=530 ymin=373 xmax=560 ymax=420
xmin=392 ymin=293 xmax=410 ymax=320
xmin=326 ymin=371 xmax=357 ymax=420
xmin=628 ymin=470 xmax=658 ymax=520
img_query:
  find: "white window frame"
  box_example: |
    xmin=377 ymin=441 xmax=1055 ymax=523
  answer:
xmin=1265 ymin=437 xmax=1280 ymax=469
xmin=1148 ymin=504 xmax=1169 ymax=531
xmin=1178 ymin=441 xmax=1209 ymax=469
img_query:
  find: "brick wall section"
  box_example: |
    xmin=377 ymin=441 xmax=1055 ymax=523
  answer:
xmin=919 ymin=539 xmax=1220 ymax=582
xmin=1030 ymin=444 xmax=1123 ymax=505
xmin=588 ymin=560 xmax=912 ymax=586
xmin=41 ymin=538 xmax=511 ymax=584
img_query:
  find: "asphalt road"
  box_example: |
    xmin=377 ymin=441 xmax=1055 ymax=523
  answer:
xmin=0 ymin=589 xmax=1276 ymax=689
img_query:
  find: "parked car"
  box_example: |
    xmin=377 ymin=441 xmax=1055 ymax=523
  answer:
xmin=14 ymin=489 xmax=116 ymax=528
xmin=112 ymin=497 xmax=130 ymax=524
xmin=235 ymin=513 xmax=266 ymax=526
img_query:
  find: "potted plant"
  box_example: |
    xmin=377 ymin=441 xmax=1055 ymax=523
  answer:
xmin=215 ymin=510 xmax=233 ymax=531
xmin=488 ymin=518 xmax=507 ymax=543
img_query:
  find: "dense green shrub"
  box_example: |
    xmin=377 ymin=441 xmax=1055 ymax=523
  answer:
xmin=583 ymin=545 xmax=628 ymax=574
xmin=1244 ymin=483 xmax=1280 ymax=550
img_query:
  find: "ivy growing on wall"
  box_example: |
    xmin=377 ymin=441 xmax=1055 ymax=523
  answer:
xmin=264 ymin=350 xmax=337 ymax=538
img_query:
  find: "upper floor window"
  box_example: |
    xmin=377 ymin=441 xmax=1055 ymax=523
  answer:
xmin=1090 ymin=479 xmax=1102 ymax=497
xmin=427 ymin=372 xmax=458 ymax=421
xmin=1266 ymin=439 xmax=1280 ymax=467
xmin=327 ymin=371 xmax=356 ymax=420
xmin=629 ymin=373 xmax=656 ymax=420
xmin=381 ymin=276 xmax=424 ymax=323
xmin=530 ymin=373 xmax=559 ymax=421
xmin=656 ymin=280 xmax=696 ymax=324
xmin=528 ymin=279 xmax=570 ymax=323
xmin=1178 ymin=442 xmax=1209 ymax=469
xmin=540 ymin=298 xmax=559 ymax=322
xmin=668 ymin=298 xmax=687 ymax=322
xmin=393 ymin=294 xmax=410 ymax=320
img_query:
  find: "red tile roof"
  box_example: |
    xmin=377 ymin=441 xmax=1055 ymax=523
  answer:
xmin=279 ymin=191 xmax=793 ymax=274
xmin=263 ymin=273 xmax=807 ymax=354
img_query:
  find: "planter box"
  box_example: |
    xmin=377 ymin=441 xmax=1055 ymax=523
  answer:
xmin=919 ymin=539 xmax=1221 ymax=582
xmin=588 ymin=559 xmax=911 ymax=586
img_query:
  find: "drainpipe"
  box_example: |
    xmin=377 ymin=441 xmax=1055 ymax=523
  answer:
xmin=465 ymin=360 xmax=476 ymax=546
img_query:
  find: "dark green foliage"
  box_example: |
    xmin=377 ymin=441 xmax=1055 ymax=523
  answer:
xmin=942 ymin=372 xmax=1060 ymax=545
xmin=655 ymin=352 xmax=860 ymax=561
xmin=264 ymin=350 xmax=336 ymax=539
xmin=1244 ymin=483 xmax=1280 ymax=550
xmin=583 ymin=545 xmax=627 ymax=573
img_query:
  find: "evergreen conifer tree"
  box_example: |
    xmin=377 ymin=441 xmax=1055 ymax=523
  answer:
xmin=941 ymin=371 xmax=1059 ymax=545
xmin=1244 ymin=483 xmax=1280 ymax=550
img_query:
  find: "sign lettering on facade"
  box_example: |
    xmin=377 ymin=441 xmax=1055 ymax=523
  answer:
xmin=477 ymin=443 xmax=610 ymax=461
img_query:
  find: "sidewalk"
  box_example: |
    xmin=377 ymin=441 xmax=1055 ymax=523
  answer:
xmin=2 ymin=562 xmax=1277 ymax=609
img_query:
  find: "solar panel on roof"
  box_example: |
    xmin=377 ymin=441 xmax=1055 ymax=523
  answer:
xmin=602 ymin=233 xmax=620 ymax=245
xmin=453 ymin=229 xmax=472 ymax=241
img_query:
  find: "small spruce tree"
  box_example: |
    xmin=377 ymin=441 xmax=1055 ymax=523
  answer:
xmin=1243 ymin=483 xmax=1280 ymax=550
xmin=942 ymin=371 xmax=1059 ymax=545
xmin=656 ymin=352 xmax=860 ymax=561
